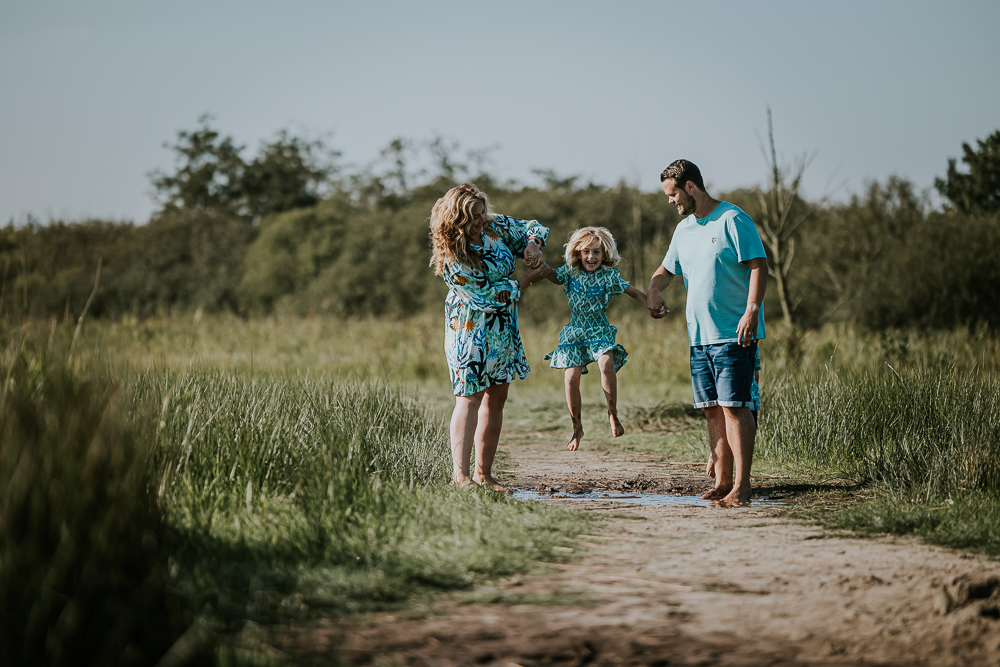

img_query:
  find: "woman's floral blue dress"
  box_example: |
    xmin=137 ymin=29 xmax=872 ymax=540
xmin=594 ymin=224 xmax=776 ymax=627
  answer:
xmin=442 ymin=214 xmax=549 ymax=397
xmin=544 ymin=264 xmax=629 ymax=374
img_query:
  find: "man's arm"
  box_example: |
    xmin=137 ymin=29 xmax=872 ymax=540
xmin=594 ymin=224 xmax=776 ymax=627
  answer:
xmin=736 ymin=257 xmax=768 ymax=346
xmin=646 ymin=265 xmax=674 ymax=319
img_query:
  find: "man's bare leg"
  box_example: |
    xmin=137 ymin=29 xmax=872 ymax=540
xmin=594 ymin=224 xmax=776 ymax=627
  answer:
xmin=473 ymin=382 xmax=512 ymax=492
xmin=564 ymin=367 xmax=584 ymax=450
xmin=598 ymin=353 xmax=624 ymax=437
xmin=701 ymin=406 xmax=733 ymax=500
xmin=720 ymin=406 xmax=756 ymax=505
xmin=450 ymin=392 xmax=484 ymax=485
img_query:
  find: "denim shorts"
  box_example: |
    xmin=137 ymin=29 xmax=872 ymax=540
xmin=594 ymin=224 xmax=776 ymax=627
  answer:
xmin=690 ymin=342 xmax=757 ymax=409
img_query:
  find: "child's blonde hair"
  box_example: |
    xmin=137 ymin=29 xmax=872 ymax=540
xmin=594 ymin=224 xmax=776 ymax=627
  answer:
xmin=429 ymin=183 xmax=492 ymax=276
xmin=564 ymin=226 xmax=621 ymax=271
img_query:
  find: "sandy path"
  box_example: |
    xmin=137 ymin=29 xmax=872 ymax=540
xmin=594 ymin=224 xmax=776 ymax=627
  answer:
xmin=296 ymin=436 xmax=1000 ymax=666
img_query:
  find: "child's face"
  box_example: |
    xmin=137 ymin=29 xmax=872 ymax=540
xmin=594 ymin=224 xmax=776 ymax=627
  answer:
xmin=579 ymin=241 xmax=604 ymax=272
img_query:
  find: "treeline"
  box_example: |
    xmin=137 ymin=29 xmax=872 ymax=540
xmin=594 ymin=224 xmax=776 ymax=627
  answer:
xmin=2 ymin=121 xmax=998 ymax=330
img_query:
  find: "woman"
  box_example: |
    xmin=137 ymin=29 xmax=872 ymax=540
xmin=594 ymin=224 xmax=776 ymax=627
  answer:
xmin=429 ymin=183 xmax=550 ymax=491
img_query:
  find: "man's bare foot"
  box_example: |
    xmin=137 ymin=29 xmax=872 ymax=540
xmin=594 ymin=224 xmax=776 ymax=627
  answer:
xmin=473 ymin=474 xmax=513 ymax=493
xmin=719 ymin=486 xmax=752 ymax=505
xmin=609 ymin=411 xmax=624 ymax=438
xmin=700 ymin=485 xmax=732 ymax=500
xmin=451 ymin=475 xmax=475 ymax=487
xmin=567 ymin=427 xmax=584 ymax=451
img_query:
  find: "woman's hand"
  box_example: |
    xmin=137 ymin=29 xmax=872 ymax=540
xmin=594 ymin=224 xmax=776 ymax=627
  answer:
xmin=524 ymin=238 xmax=543 ymax=268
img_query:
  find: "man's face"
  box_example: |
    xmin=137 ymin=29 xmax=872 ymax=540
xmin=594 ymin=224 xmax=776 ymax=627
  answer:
xmin=662 ymin=179 xmax=696 ymax=216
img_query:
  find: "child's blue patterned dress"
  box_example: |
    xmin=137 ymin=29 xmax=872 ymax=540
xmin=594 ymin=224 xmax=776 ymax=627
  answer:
xmin=544 ymin=264 xmax=629 ymax=374
xmin=441 ymin=214 xmax=549 ymax=397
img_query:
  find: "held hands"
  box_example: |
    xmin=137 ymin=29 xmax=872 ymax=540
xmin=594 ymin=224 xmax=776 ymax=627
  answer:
xmin=523 ymin=239 xmax=543 ymax=268
xmin=646 ymin=292 xmax=670 ymax=319
xmin=525 ymin=262 xmax=551 ymax=284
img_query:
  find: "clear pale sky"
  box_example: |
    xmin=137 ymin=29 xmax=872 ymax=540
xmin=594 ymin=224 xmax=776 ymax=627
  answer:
xmin=2 ymin=0 xmax=998 ymax=224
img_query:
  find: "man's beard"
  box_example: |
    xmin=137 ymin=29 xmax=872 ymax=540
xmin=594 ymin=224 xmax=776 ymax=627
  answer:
xmin=676 ymin=192 xmax=696 ymax=215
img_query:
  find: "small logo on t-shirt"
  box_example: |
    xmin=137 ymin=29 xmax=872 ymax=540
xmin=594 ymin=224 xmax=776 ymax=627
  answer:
xmin=711 ymin=237 xmax=717 ymax=243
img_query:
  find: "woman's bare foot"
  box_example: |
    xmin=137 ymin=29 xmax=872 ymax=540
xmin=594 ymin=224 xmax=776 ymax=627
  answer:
xmin=473 ymin=474 xmax=513 ymax=493
xmin=609 ymin=411 xmax=624 ymax=438
xmin=451 ymin=475 xmax=475 ymax=487
xmin=700 ymin=485 xmax=732 ymax=500
xmin=567 ymin=426 xmax=584 ymax=451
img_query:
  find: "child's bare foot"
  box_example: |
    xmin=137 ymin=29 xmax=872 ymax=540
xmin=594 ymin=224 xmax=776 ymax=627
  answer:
xmin=609 ymin=411 xmax=624 ymax=438
xmin=567 ymin=426 xmax=584 ymax=451
xmin=473 ymin=474 xmax=513 ymax=493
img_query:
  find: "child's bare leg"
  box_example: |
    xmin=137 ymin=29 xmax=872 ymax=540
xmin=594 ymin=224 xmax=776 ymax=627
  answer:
xmin=564 ymin=367 xmax=584 ymax=450
xmin=473 ymin=382 xmax=512 ymax=492
xmin=450 ymin=392 xmax=483 ymax=485
xmin=597 ymin=353 xmax=623 ymax=437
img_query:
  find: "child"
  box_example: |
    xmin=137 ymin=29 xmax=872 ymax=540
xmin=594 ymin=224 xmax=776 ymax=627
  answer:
xmin=707 ymin=346 xmax=762 ymax=478
xmin=543 ymin=227 xmax=647 ymax=451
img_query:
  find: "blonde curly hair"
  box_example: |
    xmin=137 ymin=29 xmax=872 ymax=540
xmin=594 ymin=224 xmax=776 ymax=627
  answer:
xmin=429 ymin=183 xmax=493 ymax=276
xmin=563 ymin=226 xmax=621 ymax=272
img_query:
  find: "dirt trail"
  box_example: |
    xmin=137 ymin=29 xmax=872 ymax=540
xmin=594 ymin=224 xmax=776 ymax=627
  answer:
xmin=299 ymin=437 xmax=1000 ymax=666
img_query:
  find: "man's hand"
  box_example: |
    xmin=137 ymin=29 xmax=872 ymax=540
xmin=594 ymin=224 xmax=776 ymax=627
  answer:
xmin=645 ymin=265 xmax=674 ymax=319
xmin=647 ymin=292 xmax=669 ymax=319
xmin=523 ymin=239 xmax=543 ymax=268
xmin=736 ymin=306 xmax=759 ymax=346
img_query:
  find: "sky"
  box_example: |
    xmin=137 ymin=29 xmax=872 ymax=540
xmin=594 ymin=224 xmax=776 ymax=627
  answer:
xmin=1 ymin=0 xmax=998 ymax=224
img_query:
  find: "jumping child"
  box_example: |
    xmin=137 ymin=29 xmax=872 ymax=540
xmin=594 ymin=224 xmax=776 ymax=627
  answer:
xmin=544 ymin=227 xmax=647 ymax=451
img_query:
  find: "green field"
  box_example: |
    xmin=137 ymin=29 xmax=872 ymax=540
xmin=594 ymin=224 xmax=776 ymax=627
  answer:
xmin=3 ymin=313 xmax=1000 ymax=665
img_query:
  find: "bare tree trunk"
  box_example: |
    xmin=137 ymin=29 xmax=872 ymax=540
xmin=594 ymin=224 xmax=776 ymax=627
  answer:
xmin=753 ymin=107 xmax=823 ymax=326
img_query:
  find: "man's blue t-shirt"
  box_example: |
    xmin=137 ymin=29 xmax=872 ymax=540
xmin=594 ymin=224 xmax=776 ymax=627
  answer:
xmin=662 ymin=202 xmax=767 ymax=346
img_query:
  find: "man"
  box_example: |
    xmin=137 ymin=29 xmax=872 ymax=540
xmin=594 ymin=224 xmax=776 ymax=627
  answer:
xmin=647 ymin=160 xmax=768 ymax=504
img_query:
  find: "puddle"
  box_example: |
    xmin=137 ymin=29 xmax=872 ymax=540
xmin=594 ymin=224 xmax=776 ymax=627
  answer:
xmin=512 ymin=489 xmax=784 ymax=507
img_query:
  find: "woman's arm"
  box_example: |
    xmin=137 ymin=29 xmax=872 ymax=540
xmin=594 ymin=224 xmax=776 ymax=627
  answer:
xmin=491 ymin=215 xmax=550 ymax=265
xmin=444 ymin=262 xmax=522 ymax=311
xmin=624 ymin=285 xmax=646 ymax=307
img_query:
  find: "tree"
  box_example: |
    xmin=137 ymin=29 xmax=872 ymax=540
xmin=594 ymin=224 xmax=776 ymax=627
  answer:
xmin=935 ymin=130 xmax=1000 ymax=215
xmin=149 ymin=115 xmax=247 ymax=218
xmin=150 ymin=116 xmax=337 ymax=223
xmin=752 ymin=107 xmax=835 ymax=325
xmin=242 ymin=130 xmax=337 ymax=220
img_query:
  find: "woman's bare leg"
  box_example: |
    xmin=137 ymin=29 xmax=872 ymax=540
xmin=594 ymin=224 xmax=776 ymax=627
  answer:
xmin=564 ymin=367 xmax=584 ymax=450
xmin=450 ymin=392 xmax=484 ymax=485
xmin=598 ymin=353 xmax=624 ymax=437
xmin=473 ymin=382 xmax=511 ymax=491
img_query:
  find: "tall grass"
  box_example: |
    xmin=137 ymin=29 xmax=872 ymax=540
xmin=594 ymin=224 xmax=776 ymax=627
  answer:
xmin=0 ymin=344 xmax=176 ymax=666
xmin=758 ymin=363 xmax=1000 ymax=500
xmin=144 ymin=371 xmax=582 ymax=622
xmin=1 ymin=326 xmax=585 ymax=665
